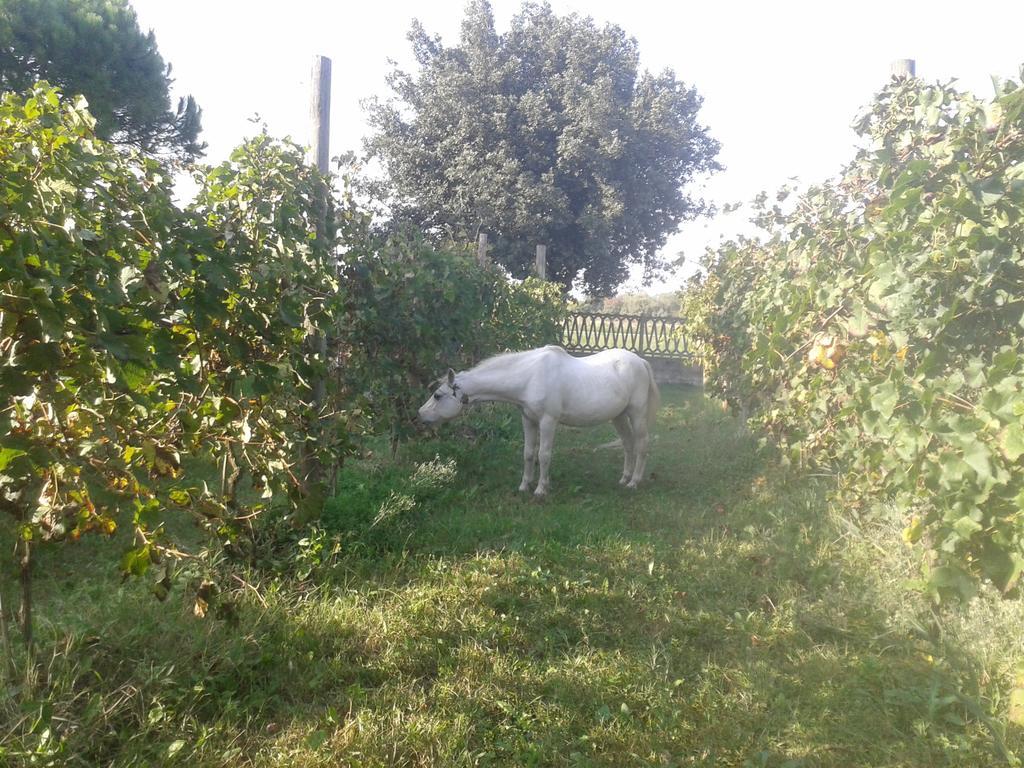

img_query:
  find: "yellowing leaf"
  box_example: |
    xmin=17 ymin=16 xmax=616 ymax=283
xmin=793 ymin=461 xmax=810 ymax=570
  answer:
xmin=902 ymin=517 xmax=923 ymax=545
xmin=999 ymin=423 xmax=1024 ymax=462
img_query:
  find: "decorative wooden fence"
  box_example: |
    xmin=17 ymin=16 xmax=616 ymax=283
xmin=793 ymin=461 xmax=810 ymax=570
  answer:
xmin=562 ymin=312 xmax=695 ymax=363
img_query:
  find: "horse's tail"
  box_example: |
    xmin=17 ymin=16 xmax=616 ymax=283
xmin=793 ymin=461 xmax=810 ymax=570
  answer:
xmin=643 ymin=359 xmax=660 ymax=430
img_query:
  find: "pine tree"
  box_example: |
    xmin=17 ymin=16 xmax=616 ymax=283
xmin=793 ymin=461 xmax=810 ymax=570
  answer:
xmin=0 ymin=0 xmax=204 ymax=160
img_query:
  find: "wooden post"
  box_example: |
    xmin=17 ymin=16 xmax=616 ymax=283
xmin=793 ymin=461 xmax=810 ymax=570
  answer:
xmin=477 ymin=233 xmax=489 ymax=266
xmin=890 ymin=59 xmax=916 ymax=78
xmin=310 ymin=56 xmax=332 ymax=175
xmin=535 ymin=244 xmax=547 ymax=280
xmin=304 ymin=55 xmax=331 ymax=494
xmin=310 ymin=55 xmax=333 ymax=276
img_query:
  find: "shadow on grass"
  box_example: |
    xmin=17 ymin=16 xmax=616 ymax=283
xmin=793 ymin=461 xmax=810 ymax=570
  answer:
xmin=3 ymin=387 xmax=1018 ymax=766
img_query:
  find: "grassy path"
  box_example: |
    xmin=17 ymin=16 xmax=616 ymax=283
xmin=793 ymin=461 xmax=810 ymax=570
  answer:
xmin=4 ymin=387 xmax=1023 ymax=766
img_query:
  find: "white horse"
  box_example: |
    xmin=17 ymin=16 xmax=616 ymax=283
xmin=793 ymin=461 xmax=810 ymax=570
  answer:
xmin=418 ymin=345 xmax=659 ymax=497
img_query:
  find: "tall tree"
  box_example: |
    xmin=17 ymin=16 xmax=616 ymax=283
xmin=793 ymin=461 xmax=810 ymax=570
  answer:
xmin=0 ymin=0 xmax=203 ymax=161
xmin=364 ymin=0 xmax=720 ymax=295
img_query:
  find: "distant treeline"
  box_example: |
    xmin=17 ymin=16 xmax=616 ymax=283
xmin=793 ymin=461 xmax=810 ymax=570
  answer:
xmin=575 ymin=291 xmax=682 ymax=317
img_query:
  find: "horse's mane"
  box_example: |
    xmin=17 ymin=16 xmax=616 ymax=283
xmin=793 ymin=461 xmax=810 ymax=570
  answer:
xmin=471 ymin=345 xmax=566 ymax=372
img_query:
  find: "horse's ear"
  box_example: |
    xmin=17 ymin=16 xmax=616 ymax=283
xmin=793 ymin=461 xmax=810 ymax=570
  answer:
xmin=447 ymin=368 xmax=456 ymax=386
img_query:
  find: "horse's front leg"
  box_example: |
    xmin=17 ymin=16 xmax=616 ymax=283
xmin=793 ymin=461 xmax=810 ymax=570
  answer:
xmin=519 ymin=414 xmax=539 ymax=493
xmin=534 ymin=415 xmax=557 ymax=498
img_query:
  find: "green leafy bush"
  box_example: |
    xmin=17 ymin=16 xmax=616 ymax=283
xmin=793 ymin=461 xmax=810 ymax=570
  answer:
xmin=687 ymin=73 xmax=1024 ymax=599
xmin=339 ymin=233 xmax=565 ymax=439
xmin=0 ymin=85 xmax=566 ymax=644
xmin=0 ymin=86 xmax=193 ymax=580
xmin=0 ymin=86 xmax=355 ymax=637
xmin=181 ymin=131 xmax=351 ymax=522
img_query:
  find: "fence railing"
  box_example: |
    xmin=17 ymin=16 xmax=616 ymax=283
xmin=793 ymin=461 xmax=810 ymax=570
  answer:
xmin=562 ymin=311 xmax=694 ymax=361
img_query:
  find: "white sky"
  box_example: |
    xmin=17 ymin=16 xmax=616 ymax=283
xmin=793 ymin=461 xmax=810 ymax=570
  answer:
xmin=131 ymin=0 xmax=1024 ymax=294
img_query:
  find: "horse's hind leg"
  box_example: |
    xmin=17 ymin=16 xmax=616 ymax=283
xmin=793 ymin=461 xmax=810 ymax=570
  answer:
xmin=534 ymin=415 xmax=557 ymax=497
xmin=519 ymin=414 xmax=539 ymax=493
xmin=626 ymin=408 xmax=649 ymax=489
xmin=612 ymin=413 xmax=635 ymax=486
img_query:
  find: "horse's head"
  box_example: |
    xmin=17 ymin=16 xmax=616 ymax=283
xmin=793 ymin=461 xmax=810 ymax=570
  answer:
xmin=418 ymin=368 xmax=468 ymax=425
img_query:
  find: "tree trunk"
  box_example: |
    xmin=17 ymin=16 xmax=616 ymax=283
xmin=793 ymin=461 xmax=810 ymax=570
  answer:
xmin=0 ymin=573 xmax=18 ymax=681
xmin=17 ymin=537 xmax=32 ymax=654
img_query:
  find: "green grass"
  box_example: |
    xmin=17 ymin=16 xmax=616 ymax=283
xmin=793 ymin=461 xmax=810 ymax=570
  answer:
xmin=3 ymin=387 xmax=1024 ymax=766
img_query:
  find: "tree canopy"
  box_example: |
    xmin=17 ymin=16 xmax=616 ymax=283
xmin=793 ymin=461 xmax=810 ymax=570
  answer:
xmin=363 ymin=0 xmax=720 ymax=295
xmin=0 ymin=0 xmax=203 ymax=160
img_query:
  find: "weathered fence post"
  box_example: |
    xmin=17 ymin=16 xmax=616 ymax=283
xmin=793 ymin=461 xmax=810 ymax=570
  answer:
xmin=477 ymin=233 xmax=489 ymax=266
xmin=535 ymin=244 xmax=547 ymax=280
xmin=890 ymin=59 xmax=916 ymax=78
xmin=311 ymin=56 xmax=331 ymax=177
xmin=304 ymin=54 xmax=331 ymax=495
